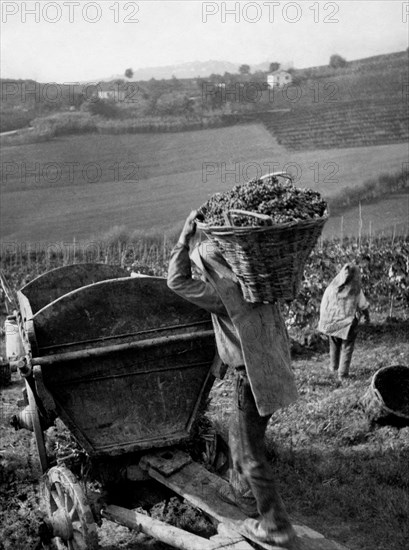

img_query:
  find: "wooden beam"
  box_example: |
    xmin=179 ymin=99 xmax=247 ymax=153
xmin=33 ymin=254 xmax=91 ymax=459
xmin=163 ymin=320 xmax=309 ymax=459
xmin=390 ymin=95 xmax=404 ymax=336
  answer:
xmin=25 ymin=379 xmax=48 ymax=473
xmin=103 ymin=504 xmax=248 ymax=550
xmin=142 ymin=451 xmax=350 ymax=550
xmin=210 ymin=523 xmax=255 ymax=550
xmin=31 ymin=330 xmax=214 ymax=366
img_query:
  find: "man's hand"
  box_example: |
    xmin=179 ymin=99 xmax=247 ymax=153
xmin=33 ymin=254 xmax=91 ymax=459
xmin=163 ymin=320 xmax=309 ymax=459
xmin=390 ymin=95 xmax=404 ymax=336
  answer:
xmin=178 ymin=210 xmax=198 ymax=247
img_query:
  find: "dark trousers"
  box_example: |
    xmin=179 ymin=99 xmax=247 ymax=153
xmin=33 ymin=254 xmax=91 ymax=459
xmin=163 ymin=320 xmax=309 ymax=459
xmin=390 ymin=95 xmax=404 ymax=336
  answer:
xmin=329 ymin=319 xmax=358 ymax=377
xmin=229 ymin=368 xmax=291 ymax=531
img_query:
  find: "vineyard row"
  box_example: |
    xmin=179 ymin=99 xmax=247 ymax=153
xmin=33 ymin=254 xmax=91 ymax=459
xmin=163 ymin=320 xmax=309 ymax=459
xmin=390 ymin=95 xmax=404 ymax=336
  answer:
xmin=260 ymin=100 xmax=409 ymax=151
xmin=1 ymin=235 xmax=407 ymax=331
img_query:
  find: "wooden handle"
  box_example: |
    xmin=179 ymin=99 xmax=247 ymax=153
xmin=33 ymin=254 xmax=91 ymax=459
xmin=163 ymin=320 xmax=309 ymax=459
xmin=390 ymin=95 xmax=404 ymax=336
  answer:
xmin=224 ymin=209 xmax=273 ymax=227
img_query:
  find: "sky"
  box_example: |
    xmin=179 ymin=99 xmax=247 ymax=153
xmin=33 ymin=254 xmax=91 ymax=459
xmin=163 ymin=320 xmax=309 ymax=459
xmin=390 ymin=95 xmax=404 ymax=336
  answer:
xmin=1 ymin=0 xmax=408 ymax=82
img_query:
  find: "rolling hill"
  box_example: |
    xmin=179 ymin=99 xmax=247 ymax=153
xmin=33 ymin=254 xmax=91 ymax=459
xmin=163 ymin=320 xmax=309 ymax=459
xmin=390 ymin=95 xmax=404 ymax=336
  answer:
xmin=1 ymin=124 xmax=408 ymax=242
xmin=259 ymin=51 xmax=409 ymax=150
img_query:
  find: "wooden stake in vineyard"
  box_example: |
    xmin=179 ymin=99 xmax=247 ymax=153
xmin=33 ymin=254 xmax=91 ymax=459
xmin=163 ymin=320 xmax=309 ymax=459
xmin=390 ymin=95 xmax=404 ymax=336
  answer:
xmin=358 ymin=202 xmax=363 ymax=251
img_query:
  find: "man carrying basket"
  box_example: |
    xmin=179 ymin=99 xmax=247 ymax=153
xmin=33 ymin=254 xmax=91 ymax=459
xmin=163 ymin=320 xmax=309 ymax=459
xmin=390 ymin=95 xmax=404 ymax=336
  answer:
xmin=167 ymin=210 xmax=299 ymax=547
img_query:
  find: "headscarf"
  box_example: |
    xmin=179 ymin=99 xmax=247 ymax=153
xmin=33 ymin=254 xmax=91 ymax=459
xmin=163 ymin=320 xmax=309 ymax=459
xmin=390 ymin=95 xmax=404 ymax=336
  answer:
xmin=318 ymin=263 xmax=362 ymax=339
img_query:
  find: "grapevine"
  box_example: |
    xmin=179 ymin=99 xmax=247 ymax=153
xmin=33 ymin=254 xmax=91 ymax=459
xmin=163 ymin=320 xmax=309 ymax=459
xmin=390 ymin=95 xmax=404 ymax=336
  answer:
xmin=199 ymin=176 xmax=327 ymax=226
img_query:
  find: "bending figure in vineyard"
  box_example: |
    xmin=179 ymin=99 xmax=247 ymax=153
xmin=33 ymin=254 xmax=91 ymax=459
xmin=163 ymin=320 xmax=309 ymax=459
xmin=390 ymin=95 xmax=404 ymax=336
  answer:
xmin=319 ymin=263 xmax=370 ymax=381
xmin=167 ymin=210 xmax=299 ymax=547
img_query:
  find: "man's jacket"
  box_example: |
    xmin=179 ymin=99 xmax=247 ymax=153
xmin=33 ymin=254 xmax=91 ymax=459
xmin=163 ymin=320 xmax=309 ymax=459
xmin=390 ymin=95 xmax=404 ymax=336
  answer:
xmin=167 ymin=241 xmax=298 ymax=416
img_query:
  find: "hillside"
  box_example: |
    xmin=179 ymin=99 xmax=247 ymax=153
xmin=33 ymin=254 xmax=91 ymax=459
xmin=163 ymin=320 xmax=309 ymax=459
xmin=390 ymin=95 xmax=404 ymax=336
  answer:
xmin=98 ymin=60 xmax=270 ymax=82
xmin=260 ymin=99 xmax=408 ymax=151
xmin=259 ymin=51 xmax=409 ymax=150
xmin=1 ymin=51 xmax=408 ymax=243
xmin=1 ymin=127 xmax=408 ymax=242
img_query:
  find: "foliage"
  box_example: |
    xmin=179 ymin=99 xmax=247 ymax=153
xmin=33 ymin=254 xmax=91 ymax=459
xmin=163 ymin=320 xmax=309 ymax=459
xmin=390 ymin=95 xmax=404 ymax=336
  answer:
xmin=1 ymin=51 xmax=406 ymax=130
xmin=286 ymin=237 xmax=409 ymax=332
xmin=83 ymin=98 xmax=121 ymax=119
xmin=30 ymin=112 xmax=97 ymax=136
xmin=329 ymin=54 xmax=347 ymax=69
xmin=200 ymin=176 xmax=327 ymax=226
xmin=1 ymin=111 xmax=237 ymax=144
xmin=154 ymin=92 xmax=194 ymax=116
xmin=269 ymin=62 xmax=280 ymax=73
xmin=0 ymin=109 xmax=34 ymax=133
xmin=94 ymin=113 xmax=230 ymax=133
xmin=1 ymin=79 xmax=86 ymax=114
xmin=329 ymin=167 xmax=409 ymax=214
xmin=1 ymin=233 xmax=408 ymax=340
xmin=239 ymin=64 xmax=251 ymax=75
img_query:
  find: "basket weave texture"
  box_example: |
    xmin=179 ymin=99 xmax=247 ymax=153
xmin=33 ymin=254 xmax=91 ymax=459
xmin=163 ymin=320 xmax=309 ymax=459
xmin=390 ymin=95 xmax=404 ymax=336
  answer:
xmin=361 ymin=365 xmax=409 ymax=423
xmin=196 ymin=213 xmax=328 ymax=303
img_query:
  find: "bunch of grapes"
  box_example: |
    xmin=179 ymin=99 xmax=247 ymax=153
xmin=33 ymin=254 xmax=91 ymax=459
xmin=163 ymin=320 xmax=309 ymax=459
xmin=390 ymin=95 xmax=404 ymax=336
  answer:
xmin=199 ymin=176 xmax=327 ymax=227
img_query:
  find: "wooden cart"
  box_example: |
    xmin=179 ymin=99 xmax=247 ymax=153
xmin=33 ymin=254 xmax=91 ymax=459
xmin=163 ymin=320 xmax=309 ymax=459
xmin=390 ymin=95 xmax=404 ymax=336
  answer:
xmin=10 ymin=264 xmax=348 ymax=550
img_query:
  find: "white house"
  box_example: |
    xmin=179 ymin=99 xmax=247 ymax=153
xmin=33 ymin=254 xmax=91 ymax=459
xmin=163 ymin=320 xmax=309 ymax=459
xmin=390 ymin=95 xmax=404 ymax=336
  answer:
xmin=97 ymin=89 xmax=126 ymax=102
xmin=267 ymin=70 xmax=292 ymax=88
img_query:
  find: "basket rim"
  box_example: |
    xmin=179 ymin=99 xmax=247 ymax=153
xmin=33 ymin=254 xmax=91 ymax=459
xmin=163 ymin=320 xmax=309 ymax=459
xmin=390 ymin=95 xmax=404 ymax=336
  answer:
xmin=196 ymin=211 xmax=329 ymax=235
xmin=370 ymin=365 xmax=409 ymax=420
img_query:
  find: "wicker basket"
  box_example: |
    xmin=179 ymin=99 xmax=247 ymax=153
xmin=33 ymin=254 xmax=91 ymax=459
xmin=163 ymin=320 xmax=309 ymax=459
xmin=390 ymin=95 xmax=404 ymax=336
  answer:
xmin=196 ymin=172 xmax=328 ymax=303
xmin=361 ymin=365 xmax=409 ymax=426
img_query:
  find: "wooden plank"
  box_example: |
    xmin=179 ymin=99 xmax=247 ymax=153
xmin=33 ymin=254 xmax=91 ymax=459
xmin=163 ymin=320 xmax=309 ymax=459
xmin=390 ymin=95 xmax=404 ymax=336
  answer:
xmin=143 ymin=453 xmax=288 ymax=550
xmin=25 ymin=379 xmax=48 ymax=473
xmin=31 ymin=330 xmax=215 ymax=365
xmin=143 ymin=453 xmax=350 ymax=550
xmin=17 ymin=291 xmax=38 ymax=356
xmin=210 ymin=523 xmax=256 ymax=550
xmin=140 ymin=449 xmax=192 ymax=477
xmin=103 ymin=505 xmax=254 ymax=550
xmin=103 ymin=504 xmax=215 ymax=550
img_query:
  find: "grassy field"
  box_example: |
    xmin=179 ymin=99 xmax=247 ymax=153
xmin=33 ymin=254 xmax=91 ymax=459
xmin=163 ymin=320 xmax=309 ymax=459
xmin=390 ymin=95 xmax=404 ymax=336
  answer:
xmin=1 ymin=123 xmax=408 ymax=242
xmin=325 ymin=193 xmax=409 ymax=239
xmin=208 ymin=318 xmax=409 ymax=550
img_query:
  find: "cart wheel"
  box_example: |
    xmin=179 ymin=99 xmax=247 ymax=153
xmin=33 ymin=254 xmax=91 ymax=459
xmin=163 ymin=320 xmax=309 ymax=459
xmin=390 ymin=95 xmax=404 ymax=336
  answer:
xmin=41 ymin=465 xmax=98 ymax=550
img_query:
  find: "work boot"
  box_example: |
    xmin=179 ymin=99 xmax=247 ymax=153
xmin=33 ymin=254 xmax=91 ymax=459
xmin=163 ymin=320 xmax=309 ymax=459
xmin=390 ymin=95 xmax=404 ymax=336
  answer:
xmin=217 ymin=483 xmax=259 ymax=517
xmin=242 ymin=517 xmax=296 ymax=546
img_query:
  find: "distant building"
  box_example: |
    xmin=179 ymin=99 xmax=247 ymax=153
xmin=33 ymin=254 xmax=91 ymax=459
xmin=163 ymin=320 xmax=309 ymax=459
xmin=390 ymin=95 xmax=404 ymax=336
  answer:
xmin=97 ymin=89 xmax=126 ymax=101
xmin=267 ymin=70 xmax=292 ymax=88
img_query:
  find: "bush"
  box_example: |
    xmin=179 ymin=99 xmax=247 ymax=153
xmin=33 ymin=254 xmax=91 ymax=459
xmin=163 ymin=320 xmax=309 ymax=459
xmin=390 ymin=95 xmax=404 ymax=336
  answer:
xmin=154 ymin=93 xmax=194 ymax=116
xmin=329 ymin=54 xmax=347 ymax=69
xmin=329 ymin=168 xmax=409 ymax=214
xmin=0 ymin=110 xmax=34 ymax=133
xmin=30 ymin=112 xmax=97 ymax=136
xmin=83 ymin=98 xmax=121 ymax=119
